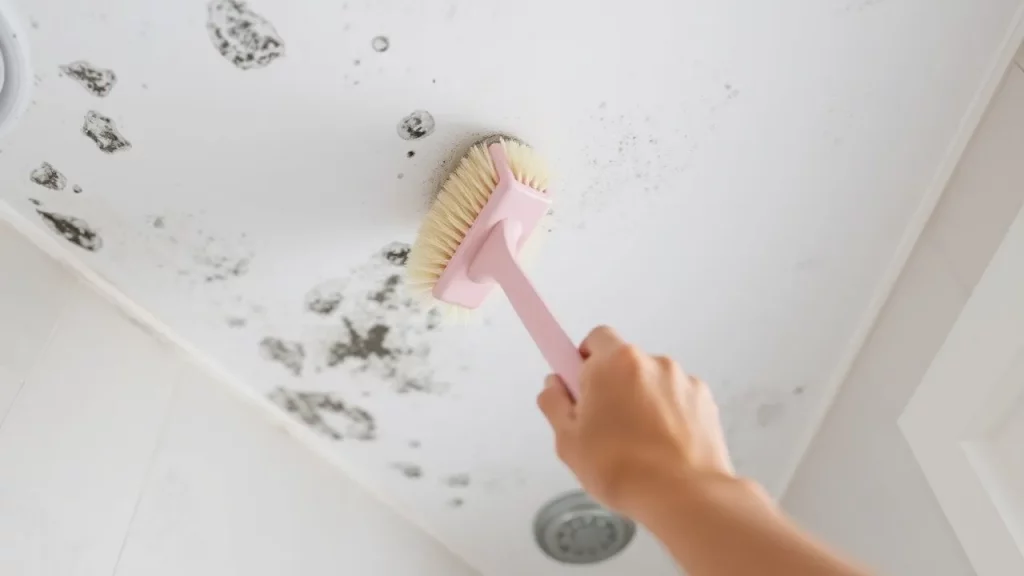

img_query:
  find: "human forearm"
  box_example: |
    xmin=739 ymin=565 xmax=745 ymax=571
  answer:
xmin=634 ymin=470 xmax=872 ymax=576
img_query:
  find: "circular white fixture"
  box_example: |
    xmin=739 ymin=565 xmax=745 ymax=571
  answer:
xmin=0 ymin=2 xmax=33 ymax=139
xmin=533 ymin=490 xmax=636 ymax=564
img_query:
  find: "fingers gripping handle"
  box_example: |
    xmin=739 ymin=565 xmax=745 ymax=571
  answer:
xmin=469 ymin=220 xmax=583 ymax=399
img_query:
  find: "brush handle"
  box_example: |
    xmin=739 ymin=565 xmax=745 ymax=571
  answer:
xmin=471 ymin=220 xmax=583 ymax=399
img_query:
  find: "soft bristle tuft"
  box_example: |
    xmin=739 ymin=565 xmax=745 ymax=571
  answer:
xmin=407 ymin=138 xmax=550 ymax=304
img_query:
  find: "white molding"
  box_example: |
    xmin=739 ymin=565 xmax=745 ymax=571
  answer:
xmin=780 ymin=5 xmax=1024 ymax=497
xmin=900 ymin=206 xmax=1024 ymax=576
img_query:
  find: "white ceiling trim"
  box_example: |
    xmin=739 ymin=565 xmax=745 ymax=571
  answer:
xmin=900 ymin=203 xmax=1024 ymax=576
xmin=780 ymin=4 xmax=1024 ymax=498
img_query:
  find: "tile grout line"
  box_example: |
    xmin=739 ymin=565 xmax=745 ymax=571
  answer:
xmin=109 ymin=367 xmax=182 ymax=576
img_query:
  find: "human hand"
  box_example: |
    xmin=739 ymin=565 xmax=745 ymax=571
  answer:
xmin=537 ymin=326 xmax=735 ymax=520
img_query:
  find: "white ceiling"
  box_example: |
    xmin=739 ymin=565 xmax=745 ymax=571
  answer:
xmin=1 ymin=0 xmax=1021 ymax=573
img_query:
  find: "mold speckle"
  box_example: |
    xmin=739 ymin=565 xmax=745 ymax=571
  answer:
xmin=353 ymin=59 xmax=361 ymax=66
xmin=397 ymin=173 xmax=404 ymax=180
xmin=151 ymin=216 xmax=165 ymax=229
xmin=408 ymin=440 xmax=421 ymax=449
xmin=305 ymin=279 xmax=346 ymax=316
xmin=207 ymin=0 xmax=286 ymax=70
xmin=444 ymin=473 xmax=470 ymax=488
xmin=36 ymin=210 xmax=103 ymax=252
xmin=793 ymin=386 xmax=805 ymax=396
xmin=371 ymin=35 xmax=389 ymax=52
xmin=448 ymin=498 xmax=464 ymax=508
xmin=30 ymin=19 xmax=39 ymax=29
xmin=269 ymin=388 xmax=376 ymax=440
xmin=29 ymin=198 xmax=42 ymax=206
xmin=259 ymin=337 xmax=305 ymax=376
xmin=82 ymin=111 xmax=132 ymax=153
xmin=397 ymin=110 xmax=435 ymax=141
xmin=59 ymin=61 xmax=117 ymax=97
xmin=30 ymin=162 xmax=66 ymax=190
xmin=392 ymin=462 xmax=422 ymax=479
xmin=756 ymin=402 xmax=785 ymax=427
xmin=382 ymin=241 xmax=410 ymax=266
xmin=406 ymin=150 xmax=415 ymax=158
xmin=72 ymin=185 xmax=83 ymax=194
xmin=201 ymin=256 xmax=251 ymax=283
xmin=226 ymin=316 xmax=247 ymax=328
xmin=327 ymin=320 xmax=393 ymax=365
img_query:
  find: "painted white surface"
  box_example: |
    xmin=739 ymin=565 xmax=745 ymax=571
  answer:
xmin=0 ymin=220 xmax=479 ymax=576
xmin=2 ymin=0 xmax=1024 ymax=573
xmin=900 ymin=183 xmax=1024 ymax=572
xmin=783 ymin=63 xmax=1024 ymax=575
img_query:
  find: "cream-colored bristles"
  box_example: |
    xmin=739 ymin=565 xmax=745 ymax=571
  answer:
xmin=407 ymin=137 xmax=551 ymax=309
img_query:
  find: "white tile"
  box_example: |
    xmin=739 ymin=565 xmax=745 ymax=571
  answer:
xmin=0 ymin=366 xmax=24 ymax=429
xmin=115 ymin=362 xmax=477 ymax=576
xmin=926 ymin=67 xmax=1024 ymax=290
xmin=0 ymin=221 xmax=75 ymax=379
xmin=0 ymin=286 xmax=177 ymax=576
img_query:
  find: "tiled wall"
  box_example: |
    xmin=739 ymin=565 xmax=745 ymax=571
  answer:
xmin=0 ymin=221 xmax=478 ymax=576
xmin=781 ymin=59 xmax=1024 ymax=574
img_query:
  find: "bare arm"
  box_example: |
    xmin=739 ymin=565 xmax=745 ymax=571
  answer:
xmin=537 ymin=326 xmax=872 ymax=576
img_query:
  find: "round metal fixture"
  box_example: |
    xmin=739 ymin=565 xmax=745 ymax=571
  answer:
xmin=0 ymin=5 xmax=33 ymax=139
xmin=534 ymin=490 xmax=636 ymax=565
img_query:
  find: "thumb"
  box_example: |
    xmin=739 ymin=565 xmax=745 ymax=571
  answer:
xmin=537 ymin=374 xmax=575 ymax=431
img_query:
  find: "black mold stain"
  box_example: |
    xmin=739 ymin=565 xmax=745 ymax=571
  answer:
xmin=203 ymin=257 xmax=250 ymax=283
xmin=72 ymin=185 xmax=83 ymax=194
xmin=444 ymin=473 xmax=470 ymax=488
xmin=392 ymin=462 xmax=422 ymax=479
xmin=327 ymin=319 xmax=394 ymax=366
xmin=371 ymin=36 xmax=389 ymax=52
xmin=382 ymin=242 xmax=410 ymax=266
xmin=259 ymin=337 xmax=305 ymax=376
xmin=59 ymin=61 xmax=117 ymax=97
xmin=207 ymin=0 xmax=286 ymax=70
xmin=269 ymin=388 xmax=376 ymax=441
xmin=82 ymin=111 xmax=132 ymax=153
xmin=36 ymin=210 xmax=103 ymax=252
xmin=305 ymin=284 xmax=343 ymax=316
xmin=406 ymin=150 xmax=415 ymax=158
xmin=397 ymin=110 xmax=435 ymax=141
xmin=226 ymin=316 xmax=247 ymax=328
xmin=29 ymin=199 xmax=42 ymax=206
xmin=29 ymin=162 xmax=66 ymax=190
xmin=368 ymin=274 xmax=400 ymax=305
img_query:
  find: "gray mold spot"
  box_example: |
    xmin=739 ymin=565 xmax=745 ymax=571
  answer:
xmin=327 ymin=320 xmax=394 ymax=365
xmin=269 ymin=388 xmax=376 ymax=440
xmin=259 ymin=337 xmax=305 ymax=376
xmin=226 ymin=316 xmax=247 ymax=328
xmin=305 ymin=280 xmax=345 ymax=316
xmin=382 ymin=241 xmax=410 ymax=266
xmin=371 ymin=36 xmax=390 ymax=52
xmin=397 ymin=110 xmax=435 ymax=140
xmin=36 ymin=210 xmax=103 ymax=252
xmin=82 ymin=111 xmax=132 ymax=153
xmin=72 ymin=185 xmax=83 ymax=194
xmin=448 ymin=498 xmax=464 ymax=508
xmin=392 ymin=462 xmax=422 ymax=479
xmin=29 ymin=199 xmax=42 ymax=206
xmin=59 ymin=61 xmax=118 ymax=97
xmin=201 ymin=256 xmax=250 ymax=283
xmin=30 ymin=162 xmax=66 ymax=190
xmin=444 ymin=473 xmax=470 ymax=488
xmin=207 ymin=0 xmax=286 ymax=70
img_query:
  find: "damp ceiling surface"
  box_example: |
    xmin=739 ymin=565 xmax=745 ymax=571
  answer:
xmin=1 ymin=0 xmax=1020 ymax=573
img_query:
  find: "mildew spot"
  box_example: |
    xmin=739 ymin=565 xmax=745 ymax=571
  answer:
xmin=444 ymin=473 xmax=470 ymax=488
xmin=371 ymin=35 xmax=389 ymax=52
xmin=269 ymin=388 xmax=376 ymax=440
xmin=36 ymin=210 xmax=103 ymax=252
xmin=392 ymin=462 xmax=422 ymax=479
xmin=151 ymin=216 xmax=165 ymax=229
xmin=201 ymin=256 xmax=250 ymax=283
xmin=327 ymin=320 xmax=394 ymax=365
xmin=382 ymin=242 xmax=410 ymax=266
xmin=448 ymin=498 xmax=464 ymax=508
xmin=72 ymin=185 xmax=83 ymax=194
xmin=29 ymin=199 xmax=42 ymax=206
xmin=207 ymin=0 xmax=286 ymax=70
xmin=226 ymin=316 xmax=247 ymax=328
xmin=82 ymin=111 xmax=131 ymax=153
xmin=59 ymin=61 xmax=117 ymax=97
xmin=408 ymin=440 xmax=421 ymax=449
xmin=406 ymin=150 xmax=415 ymax=158
xmin=30 ymin=162 xmax=66 ymax=190
xmin=259 ymin=337 xmax=305 ymax=376
xmin=305 ymin=279 xmax=346 ymax=316
xmin=397 ymin=110 xmax=435 ymax=140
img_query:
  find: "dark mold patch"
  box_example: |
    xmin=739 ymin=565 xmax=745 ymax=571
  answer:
xmin=36 ymin=210 xmax=103 ymax=252
xmin=327 ymin=319 xmax=394 ymax=365
xmin=202 ymin=256 xmax=250 ymax=282
xmin=371 ymin=36 xmax=389 ymax=52
xmin=382 ymin=242 xmax=410 ymax=266
xmin=59 ymin=61 xmax=117 ymax=97
xmin=207 ymin=0 xmax=286 ymax=70
xmin=30 ymin=162 xmax=66 ymax=190
xmin=269 ymin=388 xmax=376 ymax=440
xmin=793 ymin=386 xmax=805 ymax=396
xmin=226 ymin=316 xmax=247 ymax=328
xmin=448 ymin=498 xmax=464 ymax=508
xmin=82 ymin=111 xmax=132 ymax=153
xmin=368 ymin=275 xmax=400 ymax=305
xmin=305 ymin=280 xmax=344 ymax=316
xmin=406 ymin=150 xmax=415 ymax=158
xmin=397 ymin=110 xmax=435 ymax=141
xmin=259 ymin=337 xmax=305 ymax=376
xmin=444 ymin=473 xmax=470 ymax=488
xmin=392 ymin=462 xmax=422 ymax=479
xmin=29 ymin=198 xmax=42 ymax=206
xmin=151 ymin=216 xmax=165 ymax=229
xmin=72 ymin=185 xmax=83 ymax=194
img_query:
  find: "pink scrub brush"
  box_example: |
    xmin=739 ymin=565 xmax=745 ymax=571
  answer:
xmin=407 ymin=136 xmax=583 ymax=398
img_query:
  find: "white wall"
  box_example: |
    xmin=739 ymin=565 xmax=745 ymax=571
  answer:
xmin=0 ymin=219 xmax=478 ymax=576
xmin=781 ymin=60 xmax=1024 ymax=575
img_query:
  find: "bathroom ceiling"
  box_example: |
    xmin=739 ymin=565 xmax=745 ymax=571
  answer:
xmin=1 ymin=0 xmax=1020 ymax=573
